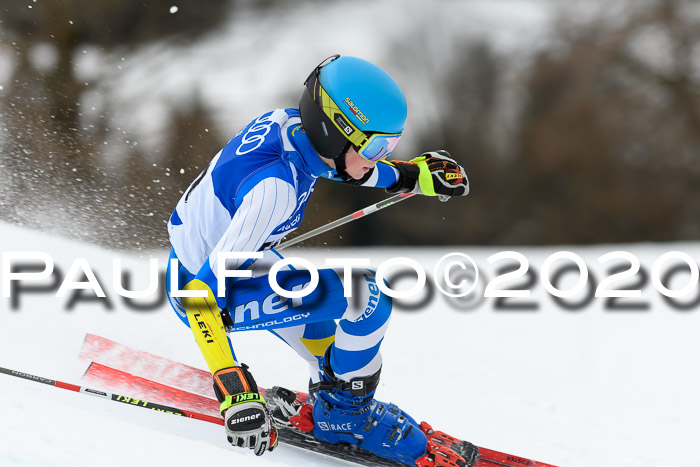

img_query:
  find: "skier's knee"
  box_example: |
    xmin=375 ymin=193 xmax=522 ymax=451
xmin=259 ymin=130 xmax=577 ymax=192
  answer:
xmin=344 ymin=269 xmax=392 ymax=325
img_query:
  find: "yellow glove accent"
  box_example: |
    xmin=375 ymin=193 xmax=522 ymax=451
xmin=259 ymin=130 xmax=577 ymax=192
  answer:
xmin=183 ymin=279 xmax=236 ymax=374
xmin=410 ymin=156 xmax=437 ymax=196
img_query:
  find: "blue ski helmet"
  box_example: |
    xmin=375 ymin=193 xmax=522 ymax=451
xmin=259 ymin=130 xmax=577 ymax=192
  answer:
xmin=299 ymin=55 xmax=407 ymax=161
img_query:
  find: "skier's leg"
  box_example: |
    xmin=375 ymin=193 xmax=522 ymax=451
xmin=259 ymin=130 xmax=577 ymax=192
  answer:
xmin=241 ymin=265 xmax=427 ymax=464
xmin=223 ymin=263 xmax=349 ymax=330
xmin=268 ymin=320 xmax=337 ymax=378
xmin=308 ymin=270 xmax=428 ymax=465
xmin=226 ymin=265 xmax=392 ymax=382
xmin=165 ymin=248 xmax=238 ymax=362
xmin=327 ymin=269 xmax=390 ymax=381
xmin=170 ymin=251 xmax=426 ymax=464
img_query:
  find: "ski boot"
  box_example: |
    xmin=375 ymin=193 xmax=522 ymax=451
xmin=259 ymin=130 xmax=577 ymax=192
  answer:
xmin=304 ymin=349 xmax=428 ymax=465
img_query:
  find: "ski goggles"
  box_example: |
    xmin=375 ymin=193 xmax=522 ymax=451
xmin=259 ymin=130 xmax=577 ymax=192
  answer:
xmin=305 ymin=56 xmax=402 ymax=162
xmin=355 ymin=132 xmax=402 ymax=162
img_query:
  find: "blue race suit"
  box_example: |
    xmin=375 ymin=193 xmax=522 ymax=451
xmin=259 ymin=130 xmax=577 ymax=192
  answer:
xmin=166 ymin=108 xmax=400 ymax=382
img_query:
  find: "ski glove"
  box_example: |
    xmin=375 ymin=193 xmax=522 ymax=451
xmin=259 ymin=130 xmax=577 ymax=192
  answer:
xmin=213 ymin=365 xmax=279 ymax=456
xmin=387 ymin=150 xmax=469 ymax=200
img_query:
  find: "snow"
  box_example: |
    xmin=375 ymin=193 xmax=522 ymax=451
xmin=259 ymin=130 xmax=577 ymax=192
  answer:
xmin=2 ymin=221 xmax=700 ymax=466
xmin=2 ymin=2 xmax=697 ymax=465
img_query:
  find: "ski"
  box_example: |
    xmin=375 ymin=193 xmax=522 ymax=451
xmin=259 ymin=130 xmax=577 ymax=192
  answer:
xmin=78 ymin=334 xmax=558 ymax=467
xmin=79 ymin=333 xmax=212 ymax=396
xmin=83 ymin=361 xmax=220 ymax=416
xmin=81 ymin=362 xmax=424 ymax=467
xmin=81 ymin=362 xmax=501 ymax=467
xmin=80 ymin=334 xmax=556 ymax=467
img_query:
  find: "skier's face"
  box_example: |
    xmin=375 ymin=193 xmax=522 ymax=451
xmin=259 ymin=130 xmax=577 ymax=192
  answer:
xmin=344 ymin=146 xmax=378 ymax=180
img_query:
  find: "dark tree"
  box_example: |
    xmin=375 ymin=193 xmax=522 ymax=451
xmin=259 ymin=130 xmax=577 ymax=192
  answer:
xmin=0 ymin=1 xmax=230 ymax=248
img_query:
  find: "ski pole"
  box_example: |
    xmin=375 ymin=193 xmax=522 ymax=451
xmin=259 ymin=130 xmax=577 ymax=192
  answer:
xmin=276 ymin=192 xmax=415 ymax=250
xmin=0 ymin=366 xmax=224 ymax=426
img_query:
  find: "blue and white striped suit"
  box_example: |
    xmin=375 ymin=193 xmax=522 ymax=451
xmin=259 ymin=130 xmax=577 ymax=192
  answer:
xmin=166 ymin=108 xmax=400 ymax=381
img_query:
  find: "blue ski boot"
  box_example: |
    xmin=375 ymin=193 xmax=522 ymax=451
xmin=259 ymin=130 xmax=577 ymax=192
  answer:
xmin=308 ymin=349 xmax=428 ymax=465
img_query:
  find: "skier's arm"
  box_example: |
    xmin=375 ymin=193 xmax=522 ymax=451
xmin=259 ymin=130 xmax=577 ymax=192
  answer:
xmin=323 ymin=159 xmax=401 ymax=188
xmin=182 ymin=176 xmax=297 ymax=374
xmin=181 ymin=176 xmax=294 ymax=455
xmin=325 ymin=151 xmax=469 ymax=199
xmin=386 ymin=150 xmax=469 ymax=198
xmin=345 ymin=159 xmax=401 ymax=188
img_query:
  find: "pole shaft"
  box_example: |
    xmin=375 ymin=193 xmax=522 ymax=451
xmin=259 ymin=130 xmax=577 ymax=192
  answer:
xmin=277 ymin=193 xmax=414 ymax=250
xmin=0 ymin=366 xmax=223 ymax=425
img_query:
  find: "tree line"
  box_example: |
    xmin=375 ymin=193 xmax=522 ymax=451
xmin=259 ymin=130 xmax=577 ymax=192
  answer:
xmin=1 ymin=0 xmax=698 ymax=249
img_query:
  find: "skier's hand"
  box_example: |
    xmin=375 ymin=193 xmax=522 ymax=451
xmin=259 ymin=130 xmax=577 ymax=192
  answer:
xmin=387 ymin=150 xmax=469 ymax=200
xmin=214 ymin=365 xmax=279 ymax=456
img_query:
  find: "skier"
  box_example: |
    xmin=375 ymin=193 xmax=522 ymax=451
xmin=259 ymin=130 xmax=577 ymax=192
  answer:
xmin=166 ymin=55 xmax=469 ymax=465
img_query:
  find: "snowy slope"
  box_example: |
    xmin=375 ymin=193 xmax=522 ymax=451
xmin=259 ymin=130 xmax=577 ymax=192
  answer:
xmin=2 ymin=221 xmax=700 ymax=466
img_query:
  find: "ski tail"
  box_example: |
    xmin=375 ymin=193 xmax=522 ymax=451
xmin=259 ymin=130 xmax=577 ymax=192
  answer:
xmin=79 ymin=333 xmax=212 ymax=396
xmin=83 ymin=361 xmax=220 ymax=417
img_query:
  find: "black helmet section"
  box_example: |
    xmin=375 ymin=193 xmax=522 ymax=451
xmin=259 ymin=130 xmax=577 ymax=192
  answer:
xmin=299 ymin=55 xmax=351 ymax=161
xmin=299 ymin=88 xmax=351 ymax=160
